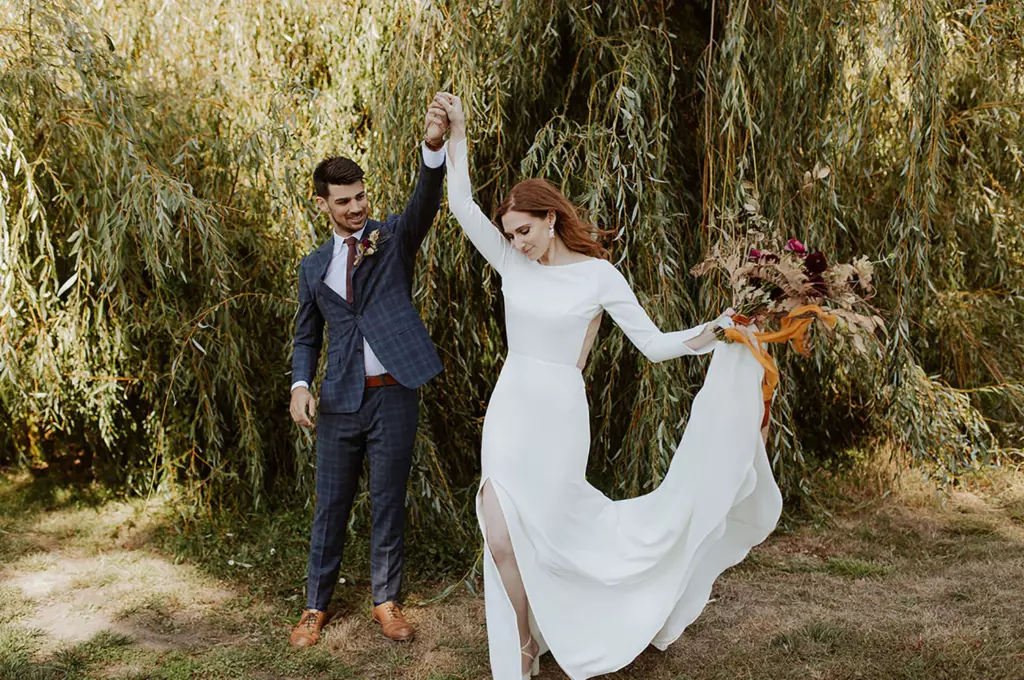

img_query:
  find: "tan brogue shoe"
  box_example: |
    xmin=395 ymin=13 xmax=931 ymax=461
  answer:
xmin=372 ymin=601 xmax=415 ymax=642
xmin=289 ymin=609 xmax=328 ymax=647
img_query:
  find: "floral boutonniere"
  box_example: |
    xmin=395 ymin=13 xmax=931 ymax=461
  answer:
xmin=353 ymin=229 xmax=385 ymax=267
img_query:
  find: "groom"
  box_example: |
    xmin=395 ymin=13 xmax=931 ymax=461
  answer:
xmin=288 ymin=97 xmax=449 ymax=647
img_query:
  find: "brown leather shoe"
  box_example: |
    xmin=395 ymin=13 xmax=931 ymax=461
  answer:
xmin=372 ymin=601 xmax=415 ymax=642
xmin=289 ymin=609 xmax=328 ymax=647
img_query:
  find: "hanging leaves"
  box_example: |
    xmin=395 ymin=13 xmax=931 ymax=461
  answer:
xmin=0 ymin=0 xmax=1021 ymax=569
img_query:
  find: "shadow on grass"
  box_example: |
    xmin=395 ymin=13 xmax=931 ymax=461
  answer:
xmin=0 ymin=468 xmax=475 ymax=603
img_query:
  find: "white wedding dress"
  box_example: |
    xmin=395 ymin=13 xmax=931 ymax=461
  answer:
xmin=445 ymin=139 xmax=783 ymax=680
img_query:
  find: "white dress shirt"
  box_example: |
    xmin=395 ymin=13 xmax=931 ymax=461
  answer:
xmin=291 ymin=142 xmax=445 ymax=392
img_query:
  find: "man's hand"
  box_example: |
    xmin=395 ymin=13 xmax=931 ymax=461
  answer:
xmin=424 ymin=91 xmax=449 ymax=150
xmin=290 ymin=386 xmax=317 ymax=429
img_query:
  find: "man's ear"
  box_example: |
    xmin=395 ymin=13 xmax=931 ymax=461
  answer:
xmin=315 ymin=196 xmax=328 ymax=213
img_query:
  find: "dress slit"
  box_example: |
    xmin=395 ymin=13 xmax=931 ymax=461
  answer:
xmin=476 ymin=477 xmax=552 ymax=678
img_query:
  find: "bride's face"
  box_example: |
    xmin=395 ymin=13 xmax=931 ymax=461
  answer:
xmin=501 ymin=210 xmax=554 ymax=261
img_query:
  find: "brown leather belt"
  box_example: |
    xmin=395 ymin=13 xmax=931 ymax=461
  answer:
xmin=365 ymin=374 xmax=400 ymax=388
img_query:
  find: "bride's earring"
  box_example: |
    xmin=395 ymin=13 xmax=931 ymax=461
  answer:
xmin=548 ymin=224 xmax=555 ymax=238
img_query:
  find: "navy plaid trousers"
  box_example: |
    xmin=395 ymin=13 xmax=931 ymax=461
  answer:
xmin=307 ymin=384 xmax=419 ymax=609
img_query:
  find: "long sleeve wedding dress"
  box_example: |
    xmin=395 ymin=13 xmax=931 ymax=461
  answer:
xmin=446 ymin=139 xmax=783 ymax=680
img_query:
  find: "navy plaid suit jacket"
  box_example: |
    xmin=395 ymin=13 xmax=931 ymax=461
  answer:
xmin=292 ymin=156 xmax=445 ymax=414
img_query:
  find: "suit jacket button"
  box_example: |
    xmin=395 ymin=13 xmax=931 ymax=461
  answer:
xmin=356 ymin=314 xmax=362 ymax=321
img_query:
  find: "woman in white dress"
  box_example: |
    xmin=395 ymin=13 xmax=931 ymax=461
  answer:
xmin=437 ymin=94 xmax=783 ymax=680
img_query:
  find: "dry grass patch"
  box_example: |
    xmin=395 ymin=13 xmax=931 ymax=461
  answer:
xmin=2 ymin=463 xmax=1024 ymax=678
xmin=3 ymin=549 xmax=237 ymax=652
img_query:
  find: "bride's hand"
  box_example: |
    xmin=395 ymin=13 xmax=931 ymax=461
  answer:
xmin=436 ymin=93 xmax=466 ymax=143
xmin=684 ymin=308 xmax=734 ymax=351
xmin=709 ymin=308 xmax=737 ymax=332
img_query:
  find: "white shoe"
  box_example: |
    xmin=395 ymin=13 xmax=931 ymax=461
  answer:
xmin=521 ymin=635 xmax=540 ymax=678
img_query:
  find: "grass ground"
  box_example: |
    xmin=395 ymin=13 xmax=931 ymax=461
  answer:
xmin=1 ymin=459 xmax=1023 ymax=680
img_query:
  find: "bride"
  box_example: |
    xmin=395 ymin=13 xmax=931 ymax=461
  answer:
xmin=436 ymin=93 xmax=782 ymax=680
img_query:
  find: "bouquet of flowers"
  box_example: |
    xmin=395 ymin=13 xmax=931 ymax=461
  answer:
xmin=691 ymin=207 xmax=885 ymax=427
xmin=691 ymin=230 xmax=884 ymax=356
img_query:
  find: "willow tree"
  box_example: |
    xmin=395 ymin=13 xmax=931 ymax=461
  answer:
xmin=1 ymin=0 xmax=1021 ymax=568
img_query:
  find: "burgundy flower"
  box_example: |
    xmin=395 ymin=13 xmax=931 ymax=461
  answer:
xmin=804 ymin=251 xmax=828 ymax=275
xmin=360 ymin=238 xmax=372 ymax=249
xmin=784 ymin=239 xmax=808 ymax=256
xmin=748 ymin=248 xmax=779 ymax=263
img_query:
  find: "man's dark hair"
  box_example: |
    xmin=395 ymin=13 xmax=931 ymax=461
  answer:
xmin=313 ymin=156 xmax=365 ymax=198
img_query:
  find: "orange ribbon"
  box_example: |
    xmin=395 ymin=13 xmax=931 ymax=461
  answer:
xmin=722 ymin=305 xmax=837 ymax=426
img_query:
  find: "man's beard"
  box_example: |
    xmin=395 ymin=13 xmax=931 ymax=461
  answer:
xmin=331 ymin=212 xmax=365 ymax=236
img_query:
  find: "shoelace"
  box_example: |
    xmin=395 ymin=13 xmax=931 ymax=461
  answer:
xmin=300 ymin=612 xmax=321 ymax=630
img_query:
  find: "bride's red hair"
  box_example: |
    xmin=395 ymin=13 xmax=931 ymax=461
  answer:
xmin=494 ymin=179 xmax=612 ymax=260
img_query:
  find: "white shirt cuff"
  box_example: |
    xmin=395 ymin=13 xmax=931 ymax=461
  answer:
xmin=291 ymin=380 xmax=310 ymax=392
xmin=421 ymin=142 xmax=446 ymax=168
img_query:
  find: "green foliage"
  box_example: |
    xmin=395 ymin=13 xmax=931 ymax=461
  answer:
xmin=1 ymin=0 xmax=1022 ymax=575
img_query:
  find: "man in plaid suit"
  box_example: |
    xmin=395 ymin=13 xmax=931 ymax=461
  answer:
xmin=288 ymin=96 xmax=449 ymax=647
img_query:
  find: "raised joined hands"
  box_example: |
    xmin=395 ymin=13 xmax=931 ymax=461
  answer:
xmin=434 ymin=92 xmax=465 ymax=144
xmin=425 ymin=91 xmax=450 ymax=150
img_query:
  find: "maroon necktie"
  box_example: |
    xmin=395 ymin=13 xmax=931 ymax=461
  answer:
xmin=344 ymin=236 xmax=357 ymax=304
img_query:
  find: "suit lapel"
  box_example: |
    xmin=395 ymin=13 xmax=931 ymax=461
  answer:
xmin=312 ymin=237 xmax=334 ymax=283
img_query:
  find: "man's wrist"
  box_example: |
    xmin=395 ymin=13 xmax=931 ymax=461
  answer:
xmin=421 ymin=142 xmax=446 ymax=169
xmin=424 ymin=137 xmax=444 ymax=152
